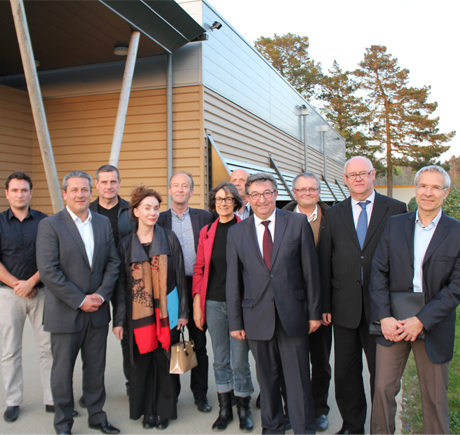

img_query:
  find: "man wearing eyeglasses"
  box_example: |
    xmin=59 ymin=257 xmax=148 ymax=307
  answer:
xmin=370 ymin=165 xmax=459 ymax=435
xmin=283 ymin=172 xmax=331 ymax=432
xmin=227 ymin=172 xmax=322 ymax=434
xmin=320 ymin=156 xmax=406 ymax=434
xmin=157 ymin=172 xmax=213 ymax=413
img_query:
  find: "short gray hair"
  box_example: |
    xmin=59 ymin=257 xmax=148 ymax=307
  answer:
xmin=344 ymin=156 xmax=373 ymax=172
xmin=63 ymin=171 xmax=93 ymax=192
xmin=245 ymin=173 xmax=277 ymax=194
xmin=169 ymin=171 xmax=194 ymax=190
xmin=96 ymin=164 xmax=120 ymax=181
xmin=292 ymin=172 xmax=321 ymax=191
xmin=414 ymin=165 xmax=451 ymax=189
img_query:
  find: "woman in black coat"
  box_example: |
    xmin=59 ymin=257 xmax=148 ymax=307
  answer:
xmin=112 ymin=186 xmax=188 ymax=430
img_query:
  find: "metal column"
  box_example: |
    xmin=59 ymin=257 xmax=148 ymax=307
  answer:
xmin=166 ymin=54 xmax=173 ymax=208
xmin=109 ymin=30 xmax=140 ymax=167
xmin=10 ymin=0 xmax=64 ymax=212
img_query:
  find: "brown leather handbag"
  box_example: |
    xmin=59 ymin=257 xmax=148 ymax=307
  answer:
xmin=169 ymin=327 xmax=198 ymax=374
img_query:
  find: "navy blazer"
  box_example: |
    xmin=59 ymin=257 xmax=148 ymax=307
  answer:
xmin=226 ymin=209 xmax=322 ymax=341
xmin=157 ymin=207 xmax=212 ymax=252
xmin=320 ymin=192 xmax=407 ymax=328
xmin=370 ymin=211 xmax=460 ymax=364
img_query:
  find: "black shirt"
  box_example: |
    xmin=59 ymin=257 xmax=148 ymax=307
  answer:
xmin=0 ymin=208 xmax=47 ymax=285
xmin=206 ymin=216 xmax=238 ymax=302
xmin=97 ymin=202 xmax=120 ymax=246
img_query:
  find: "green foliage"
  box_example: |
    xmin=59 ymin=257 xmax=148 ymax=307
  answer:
xmin=354 ymin=45 xmax=455 ymax=196
xmin=254 ymin=33 xmax=322 ymax=99
xmin=319 ymin=61 xmax=384 ymax=174
xmin=408 ymin=196 xmax=417 ymax=212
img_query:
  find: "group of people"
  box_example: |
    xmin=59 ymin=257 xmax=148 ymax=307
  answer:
xmin=0 ymin=155 xmax=458 ymax=435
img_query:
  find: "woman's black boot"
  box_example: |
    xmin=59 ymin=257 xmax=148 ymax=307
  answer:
xmin=212 ymin=392 xmax=233 ymax=431
xmin=236 ymin=396 xmax=253 ymax=432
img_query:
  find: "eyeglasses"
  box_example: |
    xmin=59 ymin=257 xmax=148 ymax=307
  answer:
xmin=345 ymin=170 xmax=373 ymax=181
xmin=415 ymin=184 xmax=447 ymax=193
xmin=215 ymin=196 xmax=235 ymax=204
xmin=247 ymin=190 xmax=276 ymax=200
xmin=294 ymin=187 xmax=319 ymax=194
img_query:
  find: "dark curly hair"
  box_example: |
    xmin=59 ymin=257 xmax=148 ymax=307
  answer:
xmin=209 ymin=182 xmax=243 ymax=212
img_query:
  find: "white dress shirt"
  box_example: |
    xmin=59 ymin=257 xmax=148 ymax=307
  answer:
xmin=295 ymin=204 xmax=318 ymax=222
xmin=253 ymin=209 xmax=276 ymax=257
xmin=413 ymin=209 xmax=442 ymax=292
xmin=351 ymin=190 xmax=375 ymax=229
xmin=66 ymin=206 xmax=94 ymax=267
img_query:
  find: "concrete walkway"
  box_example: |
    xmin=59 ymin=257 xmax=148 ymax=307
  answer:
xmin=0 ymin=320 xmax=372 ymax=434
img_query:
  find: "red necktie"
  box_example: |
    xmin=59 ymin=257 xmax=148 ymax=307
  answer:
xmin=261 ymin=221 xmax=273 ymax=270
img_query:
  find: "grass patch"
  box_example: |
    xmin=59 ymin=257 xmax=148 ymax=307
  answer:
xmin=401 ymin=305 xmax=460 ymax=434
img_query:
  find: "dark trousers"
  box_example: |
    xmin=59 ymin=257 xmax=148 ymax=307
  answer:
xmin=179 ymin=277 xmax=209 ymax=400
xmin=334 ymin=312 xmax=376 ymax=432
xmin=249 ymin=313 xmax=315 ymax=435
xmin=121 ymin=333 xmax=130 ymax=384
xmin=309 ymin=323 xmax=332 ymax=416
xmin=51 ymin=317 xmax=108 ymax=434
xmin=130 ymin=329 xmax=180 ymax=421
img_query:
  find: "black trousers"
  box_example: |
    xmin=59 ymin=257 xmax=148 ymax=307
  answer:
xmin=130 ymin=328 xmax=180 ymax=421
xmin=309 ymin=323 xmax=332 ymax=416
xmin=177 ymin=277 xmax=209 ymax=400
xmin=249 ymin=313 xmax=315 ymax=435
xmin=51 ymin=317 xmax=108 ymax=434
xmin=334 ymin=312 xmax=376 ymax=432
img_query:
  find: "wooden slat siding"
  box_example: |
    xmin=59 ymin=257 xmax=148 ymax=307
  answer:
xmin=33 ymin=86 xmax=204 ymax=214
xmin=0 ymin=86 xmax=34 ymax=212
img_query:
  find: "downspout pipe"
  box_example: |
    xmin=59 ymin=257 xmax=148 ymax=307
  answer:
xmin=109 ymin=30 xmax=140 ymax=167
xmin=166 ymin=54 xmax=173 ymax=208
xmin=10 ymin=0 xmax=64 ymax=212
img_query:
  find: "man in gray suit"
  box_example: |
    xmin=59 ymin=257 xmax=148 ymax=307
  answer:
xmin=226 ymin=173 xmax=322 ymax=434
xmin=37 ymin=171 xmax=120 ymax=435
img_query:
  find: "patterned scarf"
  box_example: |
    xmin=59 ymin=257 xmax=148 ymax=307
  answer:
xmin=131 ymin=255 xmax=170 ymax=354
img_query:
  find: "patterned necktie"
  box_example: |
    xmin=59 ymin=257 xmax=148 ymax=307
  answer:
xmin=261 ymin=221 xmax=273 ymax=270
xmin=356 ymin=201 xmax=371 ymax=249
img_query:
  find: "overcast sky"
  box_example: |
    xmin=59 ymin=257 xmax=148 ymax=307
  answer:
xmin=207 ymin=0 xmax=459 ymax=162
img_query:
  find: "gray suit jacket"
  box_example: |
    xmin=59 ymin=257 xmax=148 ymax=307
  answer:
xmin=37 ymin=208 xmax=120 ymax=333
xmin=226 ymin=209 xmax=322 ymax=341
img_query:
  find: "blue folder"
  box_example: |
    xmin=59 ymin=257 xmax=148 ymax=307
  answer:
xmin=167 ymin=287 xmax=179 ymax=330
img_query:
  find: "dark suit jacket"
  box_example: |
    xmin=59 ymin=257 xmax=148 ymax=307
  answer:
xmin=36 ymin=208 xmax=120 ymax=334
xmin=320 ymin=192 xmax=407 ymax=329
xmin=157 ymin=207 xmax=212 ymax=253
xmin=370 ymin=211 xmax=460 ymax=364
xmin=226 ymin=209 xmax=322 ymax=341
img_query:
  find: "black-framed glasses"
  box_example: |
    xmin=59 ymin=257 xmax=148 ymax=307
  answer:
xmin=247 ymin=190 xmax=276 ymax=200
xmin=345 ymin=170 xmax=373 ymax=181
xmin=294 ymin=187 xmax=319 ymax=194
xmin=215 ymin=196 xmax=235 ymax=204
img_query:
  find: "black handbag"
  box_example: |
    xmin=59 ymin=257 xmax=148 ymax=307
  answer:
xmin=369 ymin=292 xmax=426 ymax=340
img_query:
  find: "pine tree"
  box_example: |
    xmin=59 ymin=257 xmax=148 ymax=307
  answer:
xmin=254 ymin=33 xmax=322 ymax=99
xmin=319 ymin=61 xmax=384 ymax=174
xmin=354 ymin=45 xmax=455 ymax=197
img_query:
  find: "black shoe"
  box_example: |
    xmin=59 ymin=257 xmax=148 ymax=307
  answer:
xmin=212 ymin=392 xmax=233 ymax=431
xmin=236 ymin=396 xmax=254 ymax=432
xmin=3 ymin=406 xmax=19 ymax=422
xmin=195 ymin=397 xmax=212 ymax=413
xmin=336 ymin=427 xmax=364 ymax=434
xmin=284 ymin=414 xmax=291 ymax=431
xmin=45 ymin=405 xmax=79 ymax=417
xmin=142 ymin=415 xmax=156 ymax=429
xmin=154 ymin=416 xmax=168 ymax=430
xmin=255 ymin=393 xmax=260 ymax=409
xmin=79 ymin=396 xmax=86 ymax=408
xmin=89 ymin=421 xmax=120 ymax=434
xmin=316 ymin=414 xmax=328 ymax=432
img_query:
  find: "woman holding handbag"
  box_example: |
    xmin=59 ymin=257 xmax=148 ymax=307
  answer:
xmin=193 ymin=182 xmax=254 ymax=432
xmin=112 ymin=186 xmax=188 ymax=430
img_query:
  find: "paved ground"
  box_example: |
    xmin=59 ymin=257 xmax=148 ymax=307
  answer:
xmin=0 ymin=320 xmax=372 ymax=434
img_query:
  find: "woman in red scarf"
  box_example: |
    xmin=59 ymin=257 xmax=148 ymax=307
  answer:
xmin=112 ymin=186 xmax=188 ymax=430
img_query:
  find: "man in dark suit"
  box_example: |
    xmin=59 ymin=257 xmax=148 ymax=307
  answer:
xmin=37 ymin=171 xmax=121 ymax=435
xmin=370 ymin=165 xmax=459 ymax=435
xmin=320 ymin=156 xmax=406 ymax=434
xmin=283 ymin=172 xmax=331 ymax=432
xmin=157 ymin=172 xmax=213 ymax=412
xmin=227 ymin=172 xmax=322 ymax=434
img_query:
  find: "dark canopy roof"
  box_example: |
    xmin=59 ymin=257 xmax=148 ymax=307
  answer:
xmin=0 ymin=0 xmax=206 ymax=77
